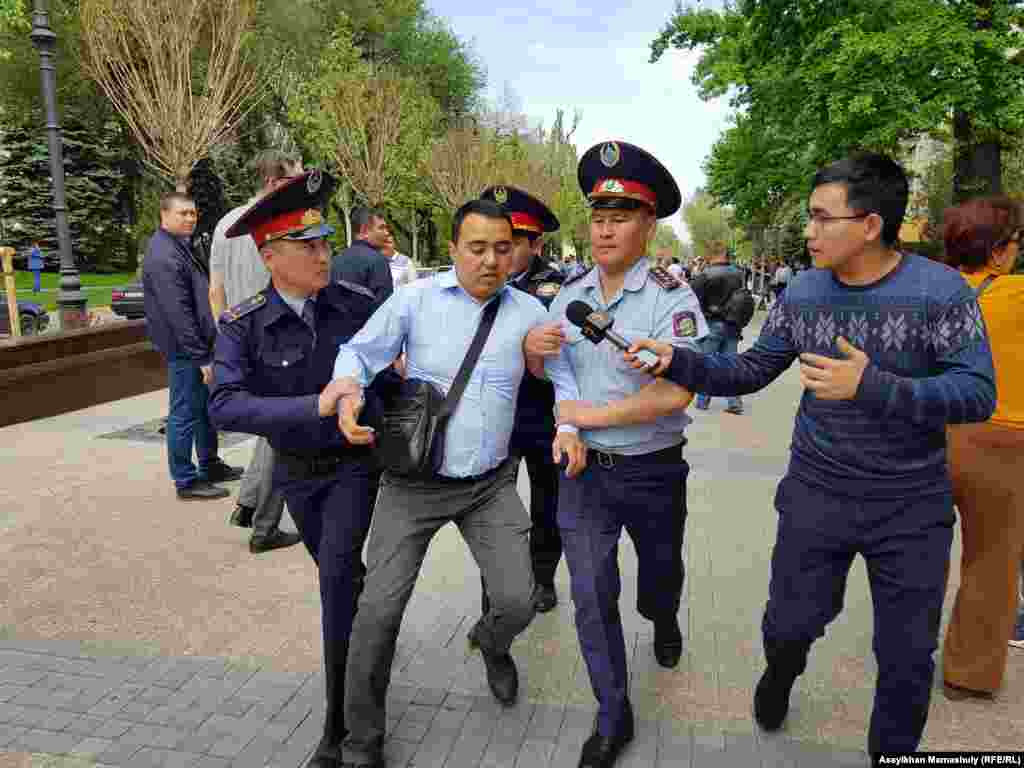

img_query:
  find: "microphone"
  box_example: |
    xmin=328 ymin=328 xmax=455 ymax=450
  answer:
xmin=565 ymin=300 xmax=662 ymax=370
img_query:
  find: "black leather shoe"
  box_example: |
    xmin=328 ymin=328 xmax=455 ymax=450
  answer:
xmin=653 ymin=617 xmax=683 ymax=668
xmin=467 ymin=627 xmax=518 ymax=704
xmin=177 ymin=481 xmax=230 ymax=501
xmin=754 ymin=666 xmax=796 ymax=732
xmin=250 ymin=530 xmax=302 ymax=553
xmin=533 ymin=584 xmax=558 ymax=613
xmin=578 ymin=714 xmax=634 ymax=768
xmin=229 ymin=504 xmax=254 ymax=528
xmin=206 ymin=460 xmax=245 ymax=482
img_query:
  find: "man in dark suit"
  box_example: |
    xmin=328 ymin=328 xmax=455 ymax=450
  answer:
xmin=329 ymin=207 xmax=394 ymax=303
xmin=143 ymin=191 xmax=243 ymax=500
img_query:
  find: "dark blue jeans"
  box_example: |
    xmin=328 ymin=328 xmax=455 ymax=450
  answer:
xmin=764 ymin=475 xmax=954 ymax=754
xmin=166 ymin=358 xmax=218 ymax=488
xmin=696 ymin=320 xmax=742 ymax=410
xmin=32 ymin=270 xmax=41 ymax=292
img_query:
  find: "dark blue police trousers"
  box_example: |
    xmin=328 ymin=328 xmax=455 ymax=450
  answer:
xmin=765 ymin=475 xmax=954 ymax=754
xmin=558 ymin=446 xmax=689 ymax=738
xmin=276 ymin=456 xmax=379 ymax=750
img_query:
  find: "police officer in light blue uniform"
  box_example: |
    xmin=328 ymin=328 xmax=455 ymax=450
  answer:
xmin=480 ymin=184 xmax=566 ymax=615
xmin=208 ymin=170 xmax=388 ymax=768
xmin=541 ymin=140 xmax=709 ymax=768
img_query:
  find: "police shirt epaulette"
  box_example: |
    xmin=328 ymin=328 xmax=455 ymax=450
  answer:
xmin=649 ymin=266 xmax=681 ymax=291
xmin=562 ymin=267 xmax=591 ymax=287
xmin=335 ymin=279 xmax=375 ymax=300
xmin=220 ymin=293 xmax=267 ymax=325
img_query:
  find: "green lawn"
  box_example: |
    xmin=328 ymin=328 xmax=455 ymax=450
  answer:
xmin=6 ymin=271 xmax=137 ymax=311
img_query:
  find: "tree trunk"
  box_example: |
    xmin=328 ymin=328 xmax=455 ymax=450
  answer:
xmin=412 ymin=208 xmax=418 ymax=263
xmin=953 ymin=110 xmax=1002 ymax=203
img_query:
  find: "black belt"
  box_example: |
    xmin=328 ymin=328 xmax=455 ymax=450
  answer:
xmin=277 ymin=448 xmax=359 ymax=477
xmin=588 ymin=442 xmax=685 ymax=470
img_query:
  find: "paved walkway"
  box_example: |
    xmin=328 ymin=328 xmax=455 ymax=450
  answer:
xmin=1 ymin=319 xmax=1022 ymax=767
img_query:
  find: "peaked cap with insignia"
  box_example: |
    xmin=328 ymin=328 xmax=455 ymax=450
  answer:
xmin=578 ymin=140 xmax=681 ymax=219
xmin=480 ymin=185 xmax=560 ymax=236
xmin=226 ymin=169 xmax=337 ymax=247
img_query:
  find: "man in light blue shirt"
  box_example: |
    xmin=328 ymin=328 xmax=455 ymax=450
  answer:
xmin=331 ymin=199 xmax=586 ymax=768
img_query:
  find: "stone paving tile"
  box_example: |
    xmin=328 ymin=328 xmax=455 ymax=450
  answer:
xmin=0 ymin=723 xmax=27 ymax=747
xmin=2 ymin=358 xmax=1018 ymax=766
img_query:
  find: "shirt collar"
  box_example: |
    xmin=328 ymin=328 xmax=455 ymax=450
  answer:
xmin=264 ymin=284 xmax=314 ymax=326
xmin=438 ymin=268 xmax=510 ymax=304
xmin=582 ymin=256 xmax=650 ymax=297
xmin=276 ymin=287 xmax=313 ymax=318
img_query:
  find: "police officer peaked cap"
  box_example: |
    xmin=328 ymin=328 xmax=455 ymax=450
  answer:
xmin=578 ymin=140 xmax=681 ymax=219
xmin=226 ymin=169 xmax=337 ymax=247
xmin=481 ymin=185 xmax=560 ymax=235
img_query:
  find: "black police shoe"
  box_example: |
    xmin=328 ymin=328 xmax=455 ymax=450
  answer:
xmin=229 ymin=504 xmax=254 ymax=528
xmin=206 ymin=460 xmax=245 ymax=483
xmin=467 ymin=626 xmax=519 ymax=704
xmin=250 ymin=530 xmax=302 ymax=554
xmin=578 ymin=703 xmax=634 ymax=768
xmin=533 ymin=584 xmax=558 ymax=613
xmin=754 ymin=666 xmax=796 ymax=732
xmin=653 ymin=618 xmax=683 ymax=668
xmin=177 ymin=481 xmax=230 ymax=501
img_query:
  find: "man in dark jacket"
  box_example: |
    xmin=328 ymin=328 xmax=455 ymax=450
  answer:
xmin=144 ymin=191 xmax=243 ymax=500
xmin=329 ymin=206 xmax=393 ymax=303
xmin=688 ymin=240 xmax=747 ymax=414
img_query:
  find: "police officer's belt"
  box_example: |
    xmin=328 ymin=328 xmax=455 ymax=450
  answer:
xmin=588 ymin=442 xmax=686 ymax=469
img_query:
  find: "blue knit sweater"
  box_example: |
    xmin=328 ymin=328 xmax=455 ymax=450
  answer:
xmin=668 ymin=254 xmax=996 ymax=499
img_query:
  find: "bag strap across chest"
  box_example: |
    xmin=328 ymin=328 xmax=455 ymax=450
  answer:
xmin=439 ymin=293 xmax=501 ymax=419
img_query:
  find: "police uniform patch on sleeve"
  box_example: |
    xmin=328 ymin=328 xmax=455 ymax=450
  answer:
xmin=649 ymin=266 xmax=681 ymax=291
xmin=220 ymin=293 xmax=266 ymax=325
xmin=672 ymin=311 xmax=697 ymax=338
xmin=335 ymin=279 xmax=375 ymax=300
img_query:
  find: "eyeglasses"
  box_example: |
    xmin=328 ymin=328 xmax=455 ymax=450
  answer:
xmin=806 ymin=213 xmax=872 ymax=228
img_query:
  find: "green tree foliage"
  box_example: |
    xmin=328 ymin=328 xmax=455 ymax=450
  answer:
xmin=0 ymin=111 xmax=133 ymax=270
xmin=681 ymin=189 xmax=736 ymax=257
xmin=649 ymin=223 xmax=685 ymax=260
xmin=652 ymin=0 xmax=1024 ymax=224
xmin=0 ymin=0 xmax=111 ymax=122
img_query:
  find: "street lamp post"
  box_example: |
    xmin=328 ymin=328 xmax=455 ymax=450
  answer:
xmin=30 ymin=0 xmax=87 ymax=330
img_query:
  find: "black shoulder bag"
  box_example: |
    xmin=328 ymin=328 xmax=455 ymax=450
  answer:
xmin=371 ymin=294 xmax=501 ymax=478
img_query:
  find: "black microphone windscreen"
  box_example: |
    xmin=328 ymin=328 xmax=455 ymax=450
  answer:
xmin=566 ymin=300 xmax=593 ymax=328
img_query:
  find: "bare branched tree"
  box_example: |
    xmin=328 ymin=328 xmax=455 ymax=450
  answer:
xmin=422 ymin=125 xmax=502 ymax=211
xmin=316 ymin=70 xmax=438 ymax=207
xmin=81 ymin=0 xmax=264 ymax=190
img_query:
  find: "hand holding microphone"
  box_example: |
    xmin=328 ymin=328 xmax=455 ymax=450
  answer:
xmin=565 ymin=300 xmax=662 ymax=371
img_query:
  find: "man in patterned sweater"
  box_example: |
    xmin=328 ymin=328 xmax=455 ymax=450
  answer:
xmin=561 ymin=153 xmax=996 ymax=757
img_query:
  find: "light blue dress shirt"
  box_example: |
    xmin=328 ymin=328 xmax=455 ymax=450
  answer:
xmin=333 ymin=270 xmax=581 ymax=478
xmin=547 ymin=257 xmax=709 ymax=455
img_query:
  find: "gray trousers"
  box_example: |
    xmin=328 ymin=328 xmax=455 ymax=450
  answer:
xmin=237 ymin=437 xmax=286 ymax=538
xmin=342 ymin=460 xmax=535 ymax=762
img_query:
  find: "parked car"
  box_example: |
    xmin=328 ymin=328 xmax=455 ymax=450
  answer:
xmin=111 ymin=282 xmax=145 ymax=319
xmin=0 ymin=295 xmax=50 ymax=337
